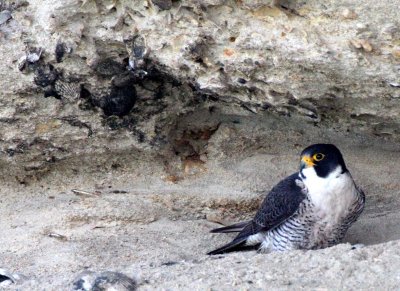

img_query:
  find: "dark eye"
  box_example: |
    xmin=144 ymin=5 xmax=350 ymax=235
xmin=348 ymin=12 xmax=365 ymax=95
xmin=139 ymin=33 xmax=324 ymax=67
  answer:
xmin=313 ymin=153 xmax=325 ymax=161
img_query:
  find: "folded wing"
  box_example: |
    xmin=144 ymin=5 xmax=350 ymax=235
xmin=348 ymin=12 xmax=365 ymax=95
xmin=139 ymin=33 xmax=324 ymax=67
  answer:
xmin=208 ymin=173 xmax=306 ymax=255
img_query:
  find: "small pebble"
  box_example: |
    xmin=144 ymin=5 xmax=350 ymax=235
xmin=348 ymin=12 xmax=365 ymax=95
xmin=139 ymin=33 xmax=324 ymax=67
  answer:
xmin=0 ymin=10 xmax=12 ymax=25
xmin=350 ymin=39 xmax=372 ymax=52
xmin=237 ymin=78 xmax=247 ymax=84
xmin=341 ymin=8 xmax=357 ymax=19
xmin=27 ymin=47 xmax=43 ymax=63
xmin=73 ymin=271 xmax=137 ymax=291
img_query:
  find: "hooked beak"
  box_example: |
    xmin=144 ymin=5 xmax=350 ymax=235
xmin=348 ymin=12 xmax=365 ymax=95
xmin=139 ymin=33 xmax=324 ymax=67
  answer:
xmin=301 ymin=155 xmax=315 ymax=169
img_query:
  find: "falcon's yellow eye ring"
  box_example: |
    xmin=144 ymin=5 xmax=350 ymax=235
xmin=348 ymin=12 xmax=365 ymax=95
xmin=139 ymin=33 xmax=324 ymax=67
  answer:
xmin=313 ymin=153 xmax=325 ymax=161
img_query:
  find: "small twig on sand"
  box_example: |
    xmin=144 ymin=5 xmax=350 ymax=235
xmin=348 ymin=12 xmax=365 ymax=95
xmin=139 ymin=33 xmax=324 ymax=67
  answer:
xmin=46 ymin=232 xmax=68 ymax=241
xmin=71 ymin=189 xmax=101 ymax=197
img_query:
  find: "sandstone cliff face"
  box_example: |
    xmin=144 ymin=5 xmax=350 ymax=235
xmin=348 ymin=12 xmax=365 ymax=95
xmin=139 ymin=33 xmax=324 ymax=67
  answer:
xmin=0 ymin=0 xmax=399 ymax=289
xmin=1 ymin=0 xmax=400 ymax=169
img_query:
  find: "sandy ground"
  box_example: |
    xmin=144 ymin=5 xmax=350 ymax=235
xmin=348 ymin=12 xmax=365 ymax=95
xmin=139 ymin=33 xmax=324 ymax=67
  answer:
xmin=0 ymin=126 xmax=400 ymax=291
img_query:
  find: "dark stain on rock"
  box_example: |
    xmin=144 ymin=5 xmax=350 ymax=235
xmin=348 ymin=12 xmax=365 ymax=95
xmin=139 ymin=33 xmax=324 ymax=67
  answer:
xmin=103 ymin=115 xmax=137 ymax=130
xmin=91 ymin=73 xmax=138 ymax=117
xmin=182 ymin=35 xmax=213 ymax=68
xmin=80 ymin=86 xmax=92 ymax=99
xmin=237 ymin=78 xmax=247 ymax=84
xmin=173 ymin=124 xmax=220 ymax=160
xmin=151 ymin=0 xmax=172 ymax=10
xmin=5 ymin=141 xmax=28 ymax=157
xmin=34 ymin=64 xmax=59 ymax=87
xmin=55 ymin=42 xmax=66 ymax=63
xmin=59 ymin=117 xmax=93 ymax=136
xmin=161 ymin=261 xmax=178 ymax=266
xmin=92 ymin=57 xmax=126 ymax=77
xmin=100 ymin=84 xmax=137 ymax=117
xmin=43 ymin=86 xmax=61 ymax=99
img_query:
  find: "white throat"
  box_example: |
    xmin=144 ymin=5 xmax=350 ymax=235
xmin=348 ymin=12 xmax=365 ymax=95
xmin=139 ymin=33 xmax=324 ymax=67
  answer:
xmin=300 ymin=165 xmax=357 ymax=220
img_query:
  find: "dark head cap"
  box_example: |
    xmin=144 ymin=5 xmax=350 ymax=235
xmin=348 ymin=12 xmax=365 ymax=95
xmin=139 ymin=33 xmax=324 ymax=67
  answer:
xmin=300 ymin=144 xmax=347 ymax=177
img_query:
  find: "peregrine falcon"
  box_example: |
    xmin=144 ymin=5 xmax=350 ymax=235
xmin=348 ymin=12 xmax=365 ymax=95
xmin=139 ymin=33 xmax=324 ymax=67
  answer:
xmin=208 ymin=144 xmax=365 ymax=255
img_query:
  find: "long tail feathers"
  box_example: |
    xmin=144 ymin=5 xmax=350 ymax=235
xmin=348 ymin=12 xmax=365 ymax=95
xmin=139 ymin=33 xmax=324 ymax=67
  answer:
xmin=209 ymin=221 xmax=250 ymax=233
xmin=208 ymin=221 xmax=259 ymax=255
xmin=207 ymin=238 xmax=248 ymax=255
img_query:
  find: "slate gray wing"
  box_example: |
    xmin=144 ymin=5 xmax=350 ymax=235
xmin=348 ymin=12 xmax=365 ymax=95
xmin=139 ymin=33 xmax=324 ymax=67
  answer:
xmin=209 ymin=221 xmax=250 ymax=233
xmin=208 ymin=173 xmax=306 ymax=255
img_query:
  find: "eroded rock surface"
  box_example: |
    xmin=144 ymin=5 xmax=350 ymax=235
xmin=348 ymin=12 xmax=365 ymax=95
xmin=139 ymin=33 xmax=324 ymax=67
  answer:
xmin=1 ymin=0 xmax=400 ymax=169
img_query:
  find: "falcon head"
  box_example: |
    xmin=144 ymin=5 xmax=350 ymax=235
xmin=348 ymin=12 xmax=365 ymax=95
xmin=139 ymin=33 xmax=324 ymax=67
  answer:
xmin=300 ymin=144 xmax=347 ymax=178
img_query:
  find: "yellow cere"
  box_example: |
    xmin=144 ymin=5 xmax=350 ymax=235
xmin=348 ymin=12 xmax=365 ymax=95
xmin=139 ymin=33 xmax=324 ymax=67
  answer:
xmin=301 ymin=156 xmax=315 ymax=167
